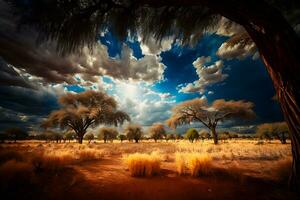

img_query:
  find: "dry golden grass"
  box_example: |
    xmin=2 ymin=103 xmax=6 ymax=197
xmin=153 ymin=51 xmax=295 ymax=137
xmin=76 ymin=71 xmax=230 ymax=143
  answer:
xmin=76 ymin=148 xmax=104 ymax=161
xmin=0 ymin=139 xmax=292 ymax=181
xmin=175 ymin=152 xmax=213 ymax=176
xmin=187 ymin=153 xmax=212 ymax=177
xmin=123 ymin=151 xmax=161 ymax=177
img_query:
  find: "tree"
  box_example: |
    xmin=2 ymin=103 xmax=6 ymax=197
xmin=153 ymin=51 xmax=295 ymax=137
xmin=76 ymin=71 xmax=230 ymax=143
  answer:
xmin=6 ymin=0 xmax=300 ymax=189
xmin=166 ymin=133 xmax=176 ymax=142
xmin=4 ymin=128 xmax=28 ymax=142
xmin=199 ymin=129 xmax=210 ymax=141
xmin=166 ymin=98 xmax=255 ymax=145
xmin=176 ymin=133 xmax=183 ymax=140
xmin=149 ymin=123 xmax=166 ymax=142
xmin=125 ymin=124 xmax=143 ymax=143
xmin=45 ymin=131 xmax=63 ymax=143
xmin=219 ymin=132 xmax=230 ymax=142
xmin=185 ymin=128 xmax=199 ymax=143
xmin=118 ymin=134 xmax=127 ymax=143
xmin=256 ymin=122 xmax=289 ymax=144
xmin=42 ymin=90 xmax=130 ymax=144
xmin=98 ymin=127 xmax=118 ymax=143
xmin=84 ymin=132 xmax=95 ymax=143
xmin=63 ymin=131 xmax=76 ymax=143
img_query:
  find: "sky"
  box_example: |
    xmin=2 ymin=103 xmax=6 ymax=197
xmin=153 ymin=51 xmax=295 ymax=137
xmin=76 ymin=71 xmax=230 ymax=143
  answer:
xmin=0 ymin=1 xmax=284 ymax=133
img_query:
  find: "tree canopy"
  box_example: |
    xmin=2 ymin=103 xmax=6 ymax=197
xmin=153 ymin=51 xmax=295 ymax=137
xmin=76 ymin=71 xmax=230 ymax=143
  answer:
xmin=149 ymin=123 xmax=166 ymax=142
xmin=166 ymin=98 xmax=255 ymax=144
xmin=42 ymin=90 xmax=130 ymax=143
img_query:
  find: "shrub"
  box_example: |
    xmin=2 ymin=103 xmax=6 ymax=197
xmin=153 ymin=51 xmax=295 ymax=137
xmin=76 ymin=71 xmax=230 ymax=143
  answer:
xmin=124 ymin=152 xmax=161 ymax=177
xmin=185 ymin=128 xmax=199 ymax=143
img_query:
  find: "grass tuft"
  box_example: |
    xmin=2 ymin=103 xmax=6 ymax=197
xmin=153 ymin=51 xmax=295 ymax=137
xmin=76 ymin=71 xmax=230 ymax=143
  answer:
xmin=124 ymin=151 xmax=161 ymax=177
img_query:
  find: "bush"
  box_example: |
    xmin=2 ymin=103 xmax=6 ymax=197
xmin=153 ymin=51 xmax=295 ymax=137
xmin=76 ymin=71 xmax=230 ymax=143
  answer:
xmin=124 ymin=152 xmax=161 ymax=177
xmin=185 ymin=128 xmax=199 ymax=143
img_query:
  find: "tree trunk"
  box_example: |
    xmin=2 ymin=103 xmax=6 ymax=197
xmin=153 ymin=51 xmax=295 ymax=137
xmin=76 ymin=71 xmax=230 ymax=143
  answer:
xmin=210 ymin=126 xmax=218 ymax=145
xmin=78 ymin=136 xmax=83 ymax=144
xmin=198 ymin=0 xmax=300 ymax=190
xmin=135 ymin=139 xmax=138 ymax=143
xmin=281 ymin=133 xmax=287 ymax=144
xmin=240 ymin=11 xmax=300 ymax=190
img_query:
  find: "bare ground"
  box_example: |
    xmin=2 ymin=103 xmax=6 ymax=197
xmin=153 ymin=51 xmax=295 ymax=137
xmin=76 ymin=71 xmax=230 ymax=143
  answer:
xmin=0 ymin=141 xmax=298 ymax=200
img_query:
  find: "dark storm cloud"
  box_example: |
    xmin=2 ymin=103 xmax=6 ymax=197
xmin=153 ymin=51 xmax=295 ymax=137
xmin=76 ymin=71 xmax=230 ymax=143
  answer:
xmin=0 ymin=0 xmax=166 ymax=85
xmin=0 ymin=1 xmax=81 ymax=84
xmin=0 ymin=85 xmax=59 ymax=116
xmin=0 ymin=57 xmax=37 ymax=89
xmin=0 ymin=84 xmax=61 ymax=131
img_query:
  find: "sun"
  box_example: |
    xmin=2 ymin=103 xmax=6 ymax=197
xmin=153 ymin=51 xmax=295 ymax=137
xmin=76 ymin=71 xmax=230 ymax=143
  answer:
xmin=123 ymin=83 xmax=138 ymax=99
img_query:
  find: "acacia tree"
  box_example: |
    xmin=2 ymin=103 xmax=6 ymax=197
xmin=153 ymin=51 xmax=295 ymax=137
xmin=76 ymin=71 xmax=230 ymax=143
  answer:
xmin=149 ymin=123 xmax=166 ymax=142
xmin=125 ymin=124 xmax=143 ymax=143
xmin=166 ymin=98 xmax=255 ymax=145
xmin=6 ymin=0 xmax=300 ymax=189
xmin=98 ymin=127 xmax=118 ymax=143
xmin=42 ymin=91 xmax=130 ymax=144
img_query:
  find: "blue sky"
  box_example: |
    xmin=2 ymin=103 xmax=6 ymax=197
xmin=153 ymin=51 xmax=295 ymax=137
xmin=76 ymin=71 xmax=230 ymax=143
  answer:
xmin=65 ymin=32 xmax=283 ymax=127
xmin=0 ymin=23 xmax=284 ymax=132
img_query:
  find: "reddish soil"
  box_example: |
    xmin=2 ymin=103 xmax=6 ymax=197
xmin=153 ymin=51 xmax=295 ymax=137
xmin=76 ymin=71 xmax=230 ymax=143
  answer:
xmin=17 ymin=156 xmax=296 ymax=200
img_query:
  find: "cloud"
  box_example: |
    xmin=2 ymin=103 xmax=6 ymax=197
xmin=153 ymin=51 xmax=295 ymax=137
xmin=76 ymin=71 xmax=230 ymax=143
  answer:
xmin=178 ymin=56 xmax=228 ymax=94
xmin=138 ymin=35 xmax=174 ymax=55
xmin=214 ymin=17 xmax=258 ymax=60
xmin=216 ymin=41 xmax=257 ymax=60
xmin=0 ymin=1 xmax=166 ymax=86
xmin=0 ymin=57 xmax=36 ymax=89
xmin=94 ymin=77 xmax=175 ymax=127
xmin=215 ymin=17 xmax=245 ymax=37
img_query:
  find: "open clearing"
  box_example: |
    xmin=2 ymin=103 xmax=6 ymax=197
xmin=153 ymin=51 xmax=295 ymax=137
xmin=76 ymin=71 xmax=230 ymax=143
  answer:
xmin=0 ymin=140 xmax=297 ymax=200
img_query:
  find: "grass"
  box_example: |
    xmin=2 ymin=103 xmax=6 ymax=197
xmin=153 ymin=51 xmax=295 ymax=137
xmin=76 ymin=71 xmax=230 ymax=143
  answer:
xmin=175 ymin=152 xmax=213 ymax=176
xmin=123 ymin=151 xmax=161 ymax=177
xmin=0 ymin=139 xmax=292 ymax=181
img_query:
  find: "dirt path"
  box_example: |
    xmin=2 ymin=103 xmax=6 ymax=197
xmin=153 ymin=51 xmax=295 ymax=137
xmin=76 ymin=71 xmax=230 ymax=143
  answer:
xmin=61 ymin=156 xmax=297 ymax=200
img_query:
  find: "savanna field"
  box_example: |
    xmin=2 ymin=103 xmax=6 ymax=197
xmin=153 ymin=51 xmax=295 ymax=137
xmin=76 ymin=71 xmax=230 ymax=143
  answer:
xmin=0 ymin=139 xmax=296 ymax=200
